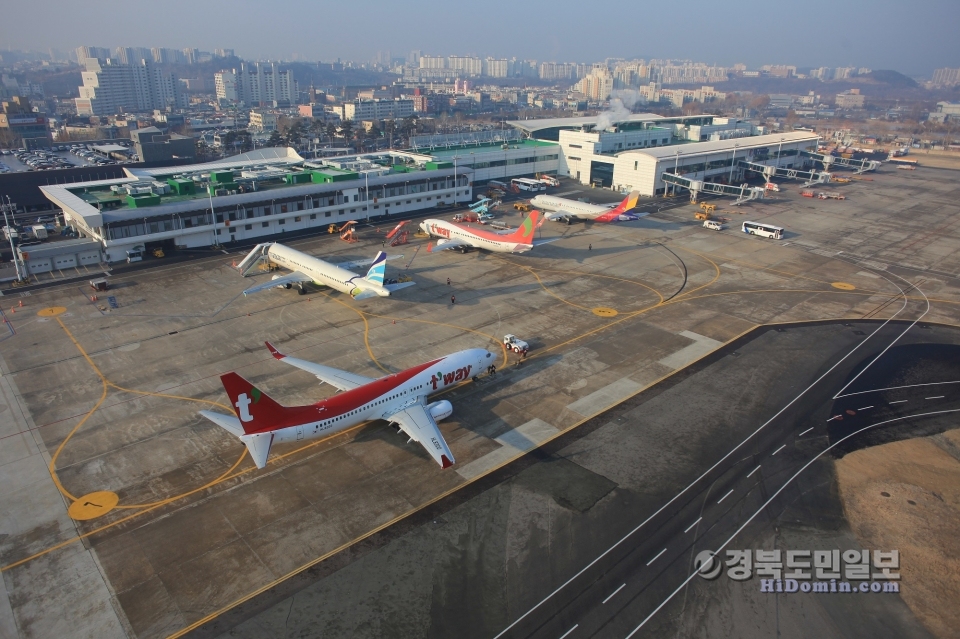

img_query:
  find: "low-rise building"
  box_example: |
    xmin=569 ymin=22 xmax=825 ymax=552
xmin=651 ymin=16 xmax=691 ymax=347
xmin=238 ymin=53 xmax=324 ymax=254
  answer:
xmin=928 ymin=101 xmax=960 ymax=123
xmin=130 ymin=126 xmax=196 ymax=163
xmin=340 ymin=98 xmax=414 ymax=121
xmin=835 ymin=89 xmax=865 ymax=109
xmin=0 ymin=97 xmax=52 ymax=149
xmin=249 ymin=110 xmax=278 ymax=132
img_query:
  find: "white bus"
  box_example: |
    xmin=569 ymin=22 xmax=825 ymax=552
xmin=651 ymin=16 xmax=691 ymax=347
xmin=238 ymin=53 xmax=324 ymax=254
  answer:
xmin=511 ymin=178 xmax=545 ymax=192
xmin=742 ymin=221 xmax=784 ymax=239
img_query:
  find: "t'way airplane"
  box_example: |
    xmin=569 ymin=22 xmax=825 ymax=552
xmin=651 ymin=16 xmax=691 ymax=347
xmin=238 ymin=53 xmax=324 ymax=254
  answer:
xmin=199 ymin=342 xmax=495 ymax=469
xmin=531 ymin=190 xmax=644 ymax=224
xmin=236 ymin=242 xmax=413 ymax=299
xmin=421 ymin=210 xmax=545 ymax=253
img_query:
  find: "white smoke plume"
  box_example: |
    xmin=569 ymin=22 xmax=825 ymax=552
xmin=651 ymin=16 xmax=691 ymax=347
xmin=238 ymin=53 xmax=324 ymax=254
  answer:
xmin=595 ymin=89 xmax=643 ymax=131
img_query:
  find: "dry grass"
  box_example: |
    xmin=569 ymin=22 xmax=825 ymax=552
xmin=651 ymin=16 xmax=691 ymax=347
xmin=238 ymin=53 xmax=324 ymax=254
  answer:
xmin=836 ymin=430 xmax=960 ymax=639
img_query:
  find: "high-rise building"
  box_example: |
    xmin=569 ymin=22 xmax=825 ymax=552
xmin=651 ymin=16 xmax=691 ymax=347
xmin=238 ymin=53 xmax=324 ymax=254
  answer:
xmin=214 ymin=48 xmax=235 ymax=58
xmin=483 ymin=58 xmax=508 ymax=78
xmin=114 ymin=47 xmax=152 ymax=65
xmin=75 ymin=46 xmax=110 ymax=63
xmin=214 ymin=62 xmax=293 ymax=107
xmin=75 ymin=58 xmax=185 ymax=116
xmin=578 ymin=68 xmax=614 ymax=101
xmin=932 ymin=68 xmax=960 ymax=87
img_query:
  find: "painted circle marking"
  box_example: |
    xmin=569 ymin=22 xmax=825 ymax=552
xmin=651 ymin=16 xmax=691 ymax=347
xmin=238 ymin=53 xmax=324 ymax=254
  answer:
xmin=831 ymin=282 xmax=856 ymax=291
xmin=68 ymin=491 xmax=120 ymax=520
xmin=37 ymin=307 xmax=67 ymax=317
xmin=593 ymin=307 xmax=619 ymax=317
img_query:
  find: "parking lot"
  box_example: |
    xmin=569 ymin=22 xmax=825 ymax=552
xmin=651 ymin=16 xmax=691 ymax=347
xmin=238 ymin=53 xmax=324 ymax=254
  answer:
xmin=0 ymin=167 xmax=958 ymax=638
xmin=0 ymin=143 xmax=134 ymax=174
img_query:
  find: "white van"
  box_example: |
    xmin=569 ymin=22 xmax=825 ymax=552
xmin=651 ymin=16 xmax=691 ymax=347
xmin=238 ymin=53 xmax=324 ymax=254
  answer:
xmin=703 ymin=220 xmax=724 ymax=231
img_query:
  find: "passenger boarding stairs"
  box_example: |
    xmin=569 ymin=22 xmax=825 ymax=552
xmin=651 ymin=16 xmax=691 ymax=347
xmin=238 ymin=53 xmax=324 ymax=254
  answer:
xmin=661 ymin=173 xmax=766 ymax=205
xmin=737 ymin=160 xmax=831 ymax=187
xmin=235 ymin=243 xmax=274 ymax=276
xmin=799 ymin=150 xmax=881 ymax=174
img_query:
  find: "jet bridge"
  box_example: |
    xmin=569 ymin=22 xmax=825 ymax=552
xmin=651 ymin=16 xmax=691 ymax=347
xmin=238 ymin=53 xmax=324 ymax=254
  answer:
xmin=661 ymin=173 xmax=765 ymax=205
xmin=799 ymin=150 xmax=881 ymax=174
xmin=737 ymin=161 xmax=831 ymax=187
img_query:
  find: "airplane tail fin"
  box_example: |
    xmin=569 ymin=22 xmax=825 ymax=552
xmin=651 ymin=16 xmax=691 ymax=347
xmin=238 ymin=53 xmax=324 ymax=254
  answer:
xmin=219 ymin=372 xmax=288 ymax=435
xmin=503 ymin=210 xmax=542 ymax=244
xmin=612 ymin=190 xmax=640 ymax=214
xmin=364 ymin=250 xmax=387 ymax=286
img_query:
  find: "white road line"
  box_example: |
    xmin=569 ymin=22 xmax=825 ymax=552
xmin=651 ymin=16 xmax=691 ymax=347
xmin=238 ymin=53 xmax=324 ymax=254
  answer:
xmin=747 ymin=464 xmax=761 ymax=477
xmin=798 ymin=427 xmax=813 ymax=437
xmin=926 ymin=396 xmax=945 ymax=400
xmin=826 ymin=415 xmax=842 ymax=422
xmin=624 ymin=407 xmax=960 ymax=638
xmin=890 ymin=400 xmax=908 ymax=404
xmin=493 ymin=292 xmax=916 ymax=639
xmin=558 ymin=624 xmax=578 ymax=639
xmin=857 ymin=406 xmax=873 ymax=410
xmin=772 ymin=444 xmax=786 ymax=456
xmin=646 ymin=548 xmax=667 ymax=566
xmin=684 ymin=517 xmax=702 ymax=533
xmin=717 ymin=489 xmax=734 ymax=503
xmin=602 ymin=583 xmax=626 ymax=604
xmin=835 ymin=380 xmax=960 ymax=399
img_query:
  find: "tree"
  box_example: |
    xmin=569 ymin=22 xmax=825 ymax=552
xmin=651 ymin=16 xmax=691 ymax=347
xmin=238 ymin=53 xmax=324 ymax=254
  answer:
xmin=339 ymin=119 xmax=353 ymax=141
xmin=267 ymin=129 xmax=283 ymax=147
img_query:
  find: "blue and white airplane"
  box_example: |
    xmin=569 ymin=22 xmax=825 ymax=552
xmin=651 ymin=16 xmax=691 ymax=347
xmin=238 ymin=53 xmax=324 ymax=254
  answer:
xmin=236 ymin=242 xmax=414 ymax=299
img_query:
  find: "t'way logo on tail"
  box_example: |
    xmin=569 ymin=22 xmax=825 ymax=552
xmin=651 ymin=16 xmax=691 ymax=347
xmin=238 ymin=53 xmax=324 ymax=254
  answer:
xmin=430 ymin=365 xmax=473 ymax=390
xmin=503 ymin=210 xmax=542 ymax=243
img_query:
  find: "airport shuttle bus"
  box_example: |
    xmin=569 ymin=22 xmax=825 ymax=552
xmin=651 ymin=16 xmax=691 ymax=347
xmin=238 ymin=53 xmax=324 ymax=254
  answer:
xmin=511 ymin=178 xmax=545 ymax=192
xmin=742 ymin=221 xmax=784 ymax=239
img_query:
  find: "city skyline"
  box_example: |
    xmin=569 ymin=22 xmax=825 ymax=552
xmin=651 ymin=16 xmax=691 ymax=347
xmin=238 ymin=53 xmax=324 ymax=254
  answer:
xmin=1 ymin=0 xmax=958 ymax=76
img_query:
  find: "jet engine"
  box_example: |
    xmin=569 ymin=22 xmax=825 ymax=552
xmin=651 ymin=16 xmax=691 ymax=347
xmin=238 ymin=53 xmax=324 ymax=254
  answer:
xmin=271 ymin=274 xmax=291 ymax=289
xmin=427 ymin=400 xmax=453 ymax=421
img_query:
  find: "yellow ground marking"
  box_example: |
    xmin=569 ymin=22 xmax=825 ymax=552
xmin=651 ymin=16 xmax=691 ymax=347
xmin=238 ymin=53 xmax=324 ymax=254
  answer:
xmin=37 ymin=307 xmax=67 ymax=317
xmin=67 ymin=491 xmax=119 ymax=520
xmin=832 ymin=282 xmax=856 ymax=290
xmin=1 ymin=451 xmax=248 ymax=573
xmin=9 ymin=249 xmax=946 ymax=572
xmin=593 ymin=307 xmax=618 ymax=317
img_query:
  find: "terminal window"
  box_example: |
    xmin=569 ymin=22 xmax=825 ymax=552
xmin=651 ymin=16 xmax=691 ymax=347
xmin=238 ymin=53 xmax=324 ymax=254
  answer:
xmin=262 ymin=222 xmax=269 ymax=228
xmin=244 ymin=224 xmax=252 ymax=230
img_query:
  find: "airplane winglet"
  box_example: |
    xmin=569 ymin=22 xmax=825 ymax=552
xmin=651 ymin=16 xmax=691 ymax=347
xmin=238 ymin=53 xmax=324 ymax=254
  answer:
xmin=265 ymin=341 xmax=285 ymax=360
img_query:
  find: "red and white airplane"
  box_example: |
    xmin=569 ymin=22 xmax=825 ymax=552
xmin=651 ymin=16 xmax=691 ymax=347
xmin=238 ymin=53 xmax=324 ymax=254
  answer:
xmin=532 ymin=190 xmax=643 ymax=224
xmin=199 ymin=342 xmax=494 ymax=469
xmin=421 ymin=210 xmax=545 ymax=254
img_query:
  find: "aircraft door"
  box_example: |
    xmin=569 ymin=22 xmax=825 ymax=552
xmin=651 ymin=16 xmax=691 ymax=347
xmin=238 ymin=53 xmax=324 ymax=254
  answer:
xmin=296 ymin=425 xmax=305 ymax=441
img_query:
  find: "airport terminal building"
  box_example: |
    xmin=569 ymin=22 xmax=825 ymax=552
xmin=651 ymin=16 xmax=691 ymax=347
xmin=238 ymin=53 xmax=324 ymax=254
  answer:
xmin=39 ymin=148 xmax=473 ymax=264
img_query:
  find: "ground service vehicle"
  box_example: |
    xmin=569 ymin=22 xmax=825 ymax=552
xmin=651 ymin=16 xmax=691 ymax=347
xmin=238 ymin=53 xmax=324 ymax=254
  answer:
xmin=764 ymin=182 xmax=780 ymax=192
xmin=514 ymin=203 xmax=531 ymax=212
xmin=703 ymin=220 xmax=723 ymax=231
xmin=695 ymin=210 xmax=712 ymax=221
xmin=503 ymin=334 xmax=529 ymax=353
xmin=742 ymin=221 xmax=784 ymax=239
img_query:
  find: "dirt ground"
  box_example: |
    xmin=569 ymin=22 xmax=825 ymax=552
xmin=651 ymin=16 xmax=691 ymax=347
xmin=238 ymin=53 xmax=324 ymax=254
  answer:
xmin=836 ymin=429 xmax=960 ymax=639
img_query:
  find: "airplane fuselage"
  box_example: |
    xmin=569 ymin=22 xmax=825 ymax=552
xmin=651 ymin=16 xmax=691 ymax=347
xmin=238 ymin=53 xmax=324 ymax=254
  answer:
xmin=529 ymin=195 xmax=615 ymax=218
xmin=420 ymin=219 xmax=532 ymax=253
xmin=266 ymin=243 xmax=389 ymax=297
xmin=238 ymin=348 xmax=491 ymax=446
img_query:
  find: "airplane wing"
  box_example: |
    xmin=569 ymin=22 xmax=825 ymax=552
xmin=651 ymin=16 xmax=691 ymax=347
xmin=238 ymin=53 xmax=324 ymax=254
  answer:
xmin=265 ymin=341 xmax=375 ymax=391
xmin=243 ymin=271 xmax=312 ymax=296
xmin=386 ymin=399 xmax=455 ymax=468
xmin=428 ymin=238 xmax=472 ymax=252
xmin=336 ymin=254 xmax=403 ymax=270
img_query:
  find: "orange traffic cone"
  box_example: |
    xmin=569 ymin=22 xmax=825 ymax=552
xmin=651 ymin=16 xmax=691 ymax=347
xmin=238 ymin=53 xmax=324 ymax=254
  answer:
xmin=18 ymin=301 xmax=23 ymax=308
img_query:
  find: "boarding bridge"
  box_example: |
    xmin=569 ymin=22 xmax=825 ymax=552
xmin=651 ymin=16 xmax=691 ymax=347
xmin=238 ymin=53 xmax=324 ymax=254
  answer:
xmin=661 ymin=173 xmax=765 ymax=205
xmin=799 ymin=150 xmax=881 ymax=174
xmin=737 ymin=161 xmax=831 ymax=187
xmin=235 ymin=243 xmax=275 ymax=276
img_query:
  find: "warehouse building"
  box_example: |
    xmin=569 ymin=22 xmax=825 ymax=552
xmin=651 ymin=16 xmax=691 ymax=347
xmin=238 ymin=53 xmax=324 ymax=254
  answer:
xmin=39 ymin=148 xmax=472 ymax=264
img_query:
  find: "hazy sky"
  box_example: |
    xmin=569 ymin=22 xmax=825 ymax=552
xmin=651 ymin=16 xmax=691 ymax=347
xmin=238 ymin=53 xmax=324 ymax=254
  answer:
xmin=3 ymin=0 xmax=958 ymax=75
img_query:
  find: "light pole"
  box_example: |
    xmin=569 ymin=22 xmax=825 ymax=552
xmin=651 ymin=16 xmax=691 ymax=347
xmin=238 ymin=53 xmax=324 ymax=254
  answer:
xmin=2 ymin=197 xmax=24 ymax=282
xmin=452 ymin=154 xmax=460 ymax=205
xmin=364 ymin=171 xmax=369 ymax=223
xmin=728 ymin=142 xmax=740 ymax=183
xmin=207 ymin=179 xmax=220 ymax=248
xmin=777 ymin=136 xmax=785 ymax=166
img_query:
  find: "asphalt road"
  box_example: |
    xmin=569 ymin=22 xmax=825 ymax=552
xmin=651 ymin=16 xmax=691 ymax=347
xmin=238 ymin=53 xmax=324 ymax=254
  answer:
xmin=192 ymin=318 xmax=956 ymax=639
xmin=505 ymin=320 xmax=957 ymax=639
